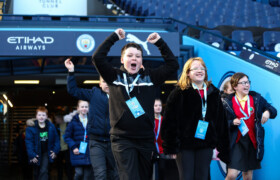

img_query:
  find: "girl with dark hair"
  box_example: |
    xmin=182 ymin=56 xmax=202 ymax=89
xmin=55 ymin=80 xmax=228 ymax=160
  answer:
xmin=224 ymin=72 xmax=277 ymax=180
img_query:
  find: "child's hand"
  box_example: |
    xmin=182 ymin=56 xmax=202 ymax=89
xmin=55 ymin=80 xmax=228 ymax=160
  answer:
xmin=233 ymin=118 xmax=241 ymax=126
xmin=261 ymin=110 xmax=270 ymax=124
xmin=64 ymin=58 xmax=74 ymax=72
xmin=147 ymin=33 xmax=161 ymax=44
xmin=30 ymin=155 xmax=39 ymax=163
xmin=73 ymin=148 xmax=80 ymax=155
xmin=50 ymin=151 xmax=56 ymax=159
xmin=115 ymin=28 xmax=125 ymax=40
xmin=169 ymin=154 xmax=177 ymax=159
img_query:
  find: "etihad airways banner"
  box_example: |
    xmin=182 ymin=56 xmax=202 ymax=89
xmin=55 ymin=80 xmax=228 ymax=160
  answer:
xmin=0 ymin=30 xmax=180 ymax=57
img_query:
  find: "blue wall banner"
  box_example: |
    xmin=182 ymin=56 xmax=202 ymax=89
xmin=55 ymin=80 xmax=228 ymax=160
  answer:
xmin=239 ymin=49 xmax=280 ymax=75
xmin=0 ymin=30 xmax=180 ymax=57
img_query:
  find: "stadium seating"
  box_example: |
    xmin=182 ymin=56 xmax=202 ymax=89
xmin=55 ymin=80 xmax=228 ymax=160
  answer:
xmin=229 ymin=30 xmax=256 ymax=50
xmin=199 ymin=30 xmax=225 ymax=49
xmin=261 ymin=31 xmax=280 ymax=51
xmin=111 ymin=0 xmax=280 ymax=29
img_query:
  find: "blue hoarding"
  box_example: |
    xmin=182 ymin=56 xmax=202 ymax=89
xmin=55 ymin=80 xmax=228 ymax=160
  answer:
xmin=0 ymin=29 xmax=180 ymax=57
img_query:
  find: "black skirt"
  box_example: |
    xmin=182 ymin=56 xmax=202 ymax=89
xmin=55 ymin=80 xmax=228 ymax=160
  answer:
xmin=228 ymin=134 xmax=261 ymax=171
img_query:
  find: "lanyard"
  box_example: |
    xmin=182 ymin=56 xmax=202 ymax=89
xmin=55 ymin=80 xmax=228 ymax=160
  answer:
xmin=234 ymin=95 xmax=251 ymax=120
xmin=79 ymin=115 xmax=87 ymax=141
xmin=155 ymin=115 xmax=161 ymax=153
xmin=155 ymin=115 xmax=161 ymax=141
xmin=79 ymin=115 xmax=87 ymax=128
xmin=123 ymin=73 xmax=140 ymax=98
xmin=192 ymin=83 xmax=207 ymax=120
xmin=83 ymin=129 xmax=87 ymax=142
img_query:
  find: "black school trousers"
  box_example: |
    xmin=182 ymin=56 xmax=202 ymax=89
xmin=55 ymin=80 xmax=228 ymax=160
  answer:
xmin=176 ymin=148 xmax=213 ymax=180
xmin=111 ymin=135 xmax=155 ymax=180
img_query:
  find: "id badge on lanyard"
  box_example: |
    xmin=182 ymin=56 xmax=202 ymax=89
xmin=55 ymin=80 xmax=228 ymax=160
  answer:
xmin=123 ymin=73 xmax=145 ymax=118
xmin=79 ymin=129 xmax=88 ymax=154
xmin=238 ymin=119 xmax=249 ymax=136
xmin=195 ymin=120 xmax=209 ymax=140
xmin=126 ymin=97 xmax=145 ymax=118
xmin=193 ymin=83 xmax=208 ymax=140
xmin=79 ymin=142 xmax=88 ymax=154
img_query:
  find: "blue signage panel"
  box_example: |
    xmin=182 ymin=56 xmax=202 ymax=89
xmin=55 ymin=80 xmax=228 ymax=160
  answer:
xmin=0 ymin=30 xmax=180 ymax=57
xmin=239 ymin=49 xmax=280 ymax=74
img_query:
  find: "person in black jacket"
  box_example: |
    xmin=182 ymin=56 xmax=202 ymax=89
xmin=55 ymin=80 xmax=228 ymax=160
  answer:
xmin=65 ymin=59 xmax=118 ymax=180
xmin=92 ymin=28 xmax=179 ymax=180
xmin=223 ymin=72 xmax=277 ymax=180
xmin=161 ymin=57 xmax=230 ymax=180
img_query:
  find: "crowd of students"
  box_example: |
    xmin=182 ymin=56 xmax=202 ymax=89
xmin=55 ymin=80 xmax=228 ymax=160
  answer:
xmin=24 ymin=28 xmax=277 ymax=180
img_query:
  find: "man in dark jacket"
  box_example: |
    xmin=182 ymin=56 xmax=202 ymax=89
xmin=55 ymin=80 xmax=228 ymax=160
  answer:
xmin=64 ymin=59 xmax=118 ymax=180
xmin=25 ymin=107 xmax=60 ymax=180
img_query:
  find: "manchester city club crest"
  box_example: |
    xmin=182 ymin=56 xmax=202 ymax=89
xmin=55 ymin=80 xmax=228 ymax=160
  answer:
xmin=76 ymin=34 xmax=95 ymax=53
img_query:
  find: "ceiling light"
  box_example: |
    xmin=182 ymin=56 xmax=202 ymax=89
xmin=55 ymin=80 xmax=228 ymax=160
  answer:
xmin=3 ymin=94 xmax=8 ymax=100
xmin=14 ymin=80 xmax=40 ymax=84
xmin=83 ymin=80 xmax=100 ymax=84
xmin=8 ymin=100 xmax=13 ymax=108
xmin=164 ymin=80 xmax=177 ymax=84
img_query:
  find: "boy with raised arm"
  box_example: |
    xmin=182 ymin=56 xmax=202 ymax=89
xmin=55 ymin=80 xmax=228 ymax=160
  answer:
xmin=92 ymin=28 xmax=179 ymax=180
xmin=65 ymin=59 xmax=119 ymax=180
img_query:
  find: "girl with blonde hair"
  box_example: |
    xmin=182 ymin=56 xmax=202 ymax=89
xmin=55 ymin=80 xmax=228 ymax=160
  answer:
xmin=161 ymin=57 xmax=230 ymax=180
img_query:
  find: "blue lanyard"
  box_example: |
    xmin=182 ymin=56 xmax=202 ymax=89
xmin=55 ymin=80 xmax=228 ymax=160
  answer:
xmin=83 ymin=129 xmax=87 ymax=142
xmin=155 ymin=115 xmax=161 ymax=141
xmin=79 ymin=115 xmax=87 ymax=128
xmin=234 ymin=95 xmax=251 ymax=120
xmin=155 ymin=115 xmax=161 ymax=153
xmin=123 ymin=73 xmax=140 ymax=98
xmin=79 ymin=115 xmax=87 ymax=141
xmin=192 ymin=83 xmax=207 ymax=120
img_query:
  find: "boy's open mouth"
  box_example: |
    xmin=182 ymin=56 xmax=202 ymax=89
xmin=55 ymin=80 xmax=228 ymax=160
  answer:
xmin=131 ymin=63 xmax=137 ymax=69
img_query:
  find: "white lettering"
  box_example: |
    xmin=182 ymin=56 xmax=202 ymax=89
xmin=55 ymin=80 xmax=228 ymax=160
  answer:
xmin=44 ymin=37 xmax=54 ymax=44
xmin=28 ymin=45 xmax=33 ymax=50
xmin=265 ymin=60 xmax=279 ymax=68
xmin=7 ymin=36 xmax=54 ymax=44
xmin=14 ymin=45 xmax=46 ymax=51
